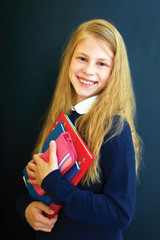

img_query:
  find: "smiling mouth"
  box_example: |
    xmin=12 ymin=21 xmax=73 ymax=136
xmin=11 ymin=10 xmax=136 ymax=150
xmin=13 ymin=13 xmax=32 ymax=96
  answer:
xmin=78 ymin=77 xmax=98 ymax=86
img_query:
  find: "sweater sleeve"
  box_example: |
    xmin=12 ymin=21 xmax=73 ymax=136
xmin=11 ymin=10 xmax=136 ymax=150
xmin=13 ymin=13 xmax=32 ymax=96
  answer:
xmin=41 ymin=122 xmax=136 ymax=230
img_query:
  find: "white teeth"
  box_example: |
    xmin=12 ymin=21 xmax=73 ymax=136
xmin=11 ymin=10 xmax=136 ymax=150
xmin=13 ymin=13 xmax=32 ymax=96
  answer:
xmin=79 ymin=78 xmax=94 ymax=85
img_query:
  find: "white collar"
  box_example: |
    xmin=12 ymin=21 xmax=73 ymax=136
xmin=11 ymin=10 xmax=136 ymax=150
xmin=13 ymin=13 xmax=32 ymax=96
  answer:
xmin=71 ymin=96 xmax=98 ymax=114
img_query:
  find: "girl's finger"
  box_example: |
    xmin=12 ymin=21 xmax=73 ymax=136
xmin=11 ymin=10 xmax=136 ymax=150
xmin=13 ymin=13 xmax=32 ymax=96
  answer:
xmin=49 ymin=141 xmax=58 ymax=170
xmin=49 ymin=141 xmax=57 ymax=162
xmin=34 ymin=225 xmax=53 ymax=232
xmin=26 ymin=166 xmax=36 ymax=178
xmin=27 ymin=161 xmax=36 ymax=171
xmin=33 ymin=153 xmax=43 ymax=163
xmin=36 ymin=202 xmax=55 ymax=215
xmin=27 ymin=178 xmax=38 ymax=185
xmin=32 ymin=219 xmax=54 ymax=232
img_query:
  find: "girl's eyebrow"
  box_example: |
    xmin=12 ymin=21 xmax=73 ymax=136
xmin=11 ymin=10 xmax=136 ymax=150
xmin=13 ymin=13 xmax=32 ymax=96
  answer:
xmin=76 ymin=52 xmax=88 ymax=58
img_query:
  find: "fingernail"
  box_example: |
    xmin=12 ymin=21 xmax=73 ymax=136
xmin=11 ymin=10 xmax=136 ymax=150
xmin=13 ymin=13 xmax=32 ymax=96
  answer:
xmin=50 ymin=141 xmax=55 ymax=146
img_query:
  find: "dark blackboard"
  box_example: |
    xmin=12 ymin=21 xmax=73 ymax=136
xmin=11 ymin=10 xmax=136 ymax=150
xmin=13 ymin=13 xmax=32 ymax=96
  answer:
xmin=1 ymin=0 xmax=160 ymax=239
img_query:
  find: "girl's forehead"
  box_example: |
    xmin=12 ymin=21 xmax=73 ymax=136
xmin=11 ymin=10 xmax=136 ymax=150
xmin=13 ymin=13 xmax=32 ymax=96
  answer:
xmin=74 ymin=35 xmax=114 ymax=60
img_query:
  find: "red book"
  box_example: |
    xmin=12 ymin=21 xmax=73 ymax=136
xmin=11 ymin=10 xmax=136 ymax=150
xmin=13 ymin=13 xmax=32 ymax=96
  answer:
xmin=47 ymin=112 xmax=95 ymax=217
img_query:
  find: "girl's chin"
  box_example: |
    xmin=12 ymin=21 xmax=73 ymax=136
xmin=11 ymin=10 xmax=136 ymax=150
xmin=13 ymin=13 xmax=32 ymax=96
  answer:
xmin=74 ymin=91 xmax=97 ymax=103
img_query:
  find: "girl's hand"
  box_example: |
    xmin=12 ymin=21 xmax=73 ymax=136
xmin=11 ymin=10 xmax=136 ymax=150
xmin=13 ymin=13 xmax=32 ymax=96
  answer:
xmin=27 ymin=141 xmax=58 ymax=186
xmin=25 ymin=201 xmax=58 ymax=232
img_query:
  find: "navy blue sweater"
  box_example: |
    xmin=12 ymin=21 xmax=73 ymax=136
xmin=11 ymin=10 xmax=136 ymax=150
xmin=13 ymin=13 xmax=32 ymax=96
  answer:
xmin=17 ymin=111 xmax=136 ymax=240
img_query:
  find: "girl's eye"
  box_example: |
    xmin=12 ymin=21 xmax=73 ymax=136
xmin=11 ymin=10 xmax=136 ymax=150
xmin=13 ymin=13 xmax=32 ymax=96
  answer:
xmin=79 ymin=57 xmax=87 ymax=62
xmin=98 ymin=62 xmax=106 ymax=67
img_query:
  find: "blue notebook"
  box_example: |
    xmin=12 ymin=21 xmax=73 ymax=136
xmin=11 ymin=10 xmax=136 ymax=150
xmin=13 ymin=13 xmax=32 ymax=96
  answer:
xmin=23 ymin=167 xmax=52 ymax=205
xmin=41 ymin=122 xmax=66 ymax=152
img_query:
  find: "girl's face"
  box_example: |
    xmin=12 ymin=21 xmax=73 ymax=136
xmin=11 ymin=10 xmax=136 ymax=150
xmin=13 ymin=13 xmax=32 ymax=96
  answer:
xmin=69 ymin=34 xmax=114 ymax=105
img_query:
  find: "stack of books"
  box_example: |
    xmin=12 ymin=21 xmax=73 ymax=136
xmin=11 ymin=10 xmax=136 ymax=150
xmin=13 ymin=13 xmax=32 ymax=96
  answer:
xmin=23 ymin=112 xmax=95 ymax=217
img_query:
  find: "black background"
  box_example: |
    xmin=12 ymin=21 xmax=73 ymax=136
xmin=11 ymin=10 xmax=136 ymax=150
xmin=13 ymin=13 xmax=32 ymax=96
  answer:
xmin=1 ymin=0 xmax=160 ymax=239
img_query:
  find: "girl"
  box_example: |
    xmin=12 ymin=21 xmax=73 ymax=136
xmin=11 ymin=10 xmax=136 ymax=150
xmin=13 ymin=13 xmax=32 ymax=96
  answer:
xmin=17 ymin=19 xmax=141 ymax=240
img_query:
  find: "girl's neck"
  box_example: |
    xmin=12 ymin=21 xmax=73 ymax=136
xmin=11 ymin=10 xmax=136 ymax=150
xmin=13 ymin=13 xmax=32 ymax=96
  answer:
xmin=72 ymin=95 xmax=87 ymax=106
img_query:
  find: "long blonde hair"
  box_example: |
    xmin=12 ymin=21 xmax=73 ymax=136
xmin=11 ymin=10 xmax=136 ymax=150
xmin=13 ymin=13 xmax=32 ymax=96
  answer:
xmin=34 ymin=19 xmax=141 ymax=185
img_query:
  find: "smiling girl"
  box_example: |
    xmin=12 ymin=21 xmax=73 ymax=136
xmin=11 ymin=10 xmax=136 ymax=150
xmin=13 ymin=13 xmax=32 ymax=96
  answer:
xmin=17 ymin=19 xmax=141 ymax=240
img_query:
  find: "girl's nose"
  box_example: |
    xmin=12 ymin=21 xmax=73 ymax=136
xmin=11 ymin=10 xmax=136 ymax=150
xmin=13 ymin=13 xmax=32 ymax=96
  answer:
xmin=83 ymin=63 xmax=95 ymax=76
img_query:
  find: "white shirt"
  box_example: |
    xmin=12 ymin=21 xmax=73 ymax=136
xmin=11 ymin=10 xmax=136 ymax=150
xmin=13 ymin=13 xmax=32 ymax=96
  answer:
xmin=71 ymin=96 xmax=98 ymax=114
